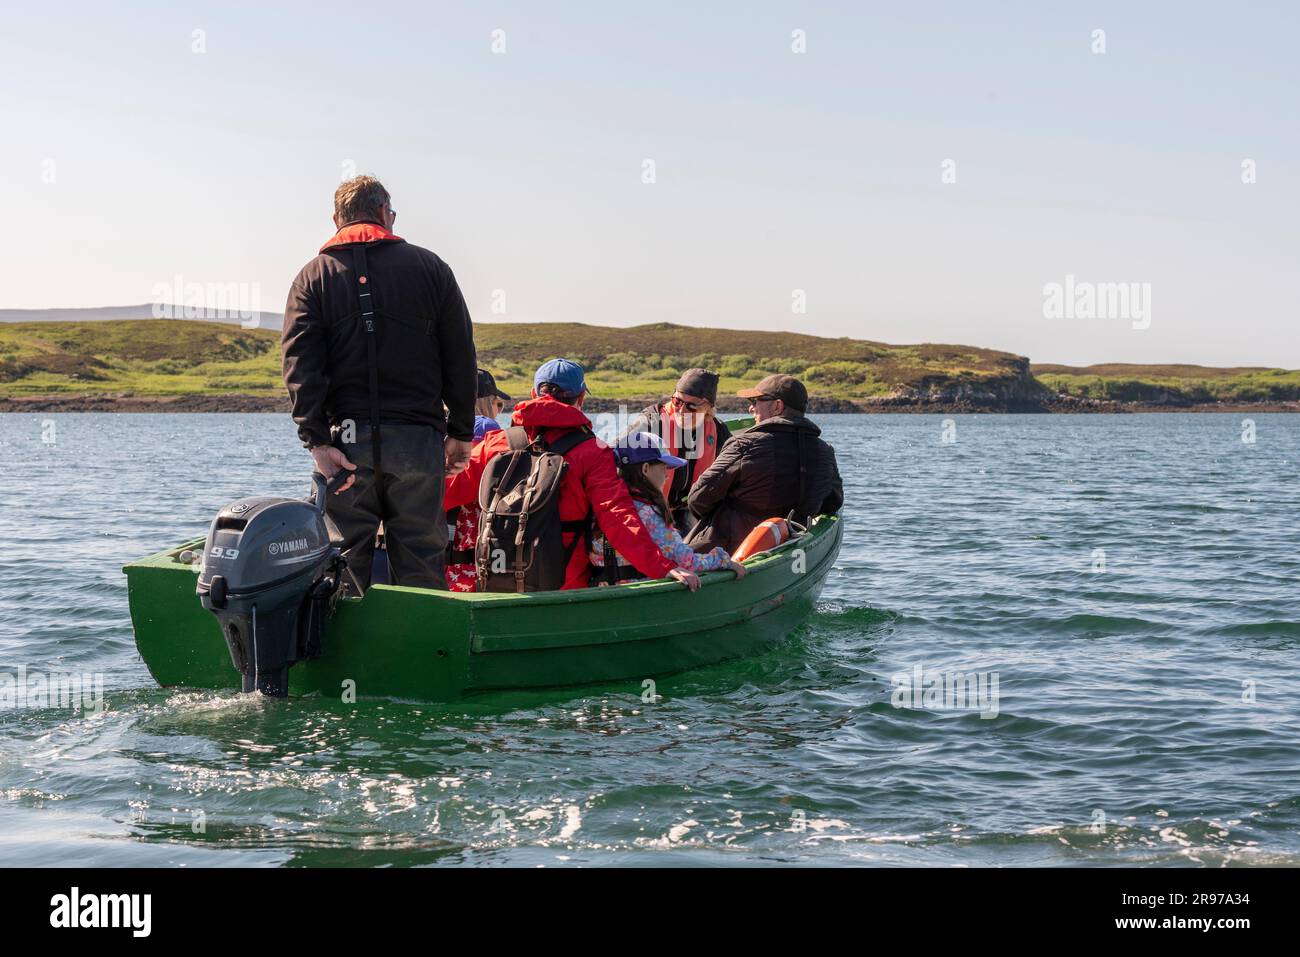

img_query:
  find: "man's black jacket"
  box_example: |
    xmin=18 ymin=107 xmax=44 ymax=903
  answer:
xmin=282 ymin=222 xmax=477 ymax=448
xmin=687 ymin=413 xmax=844 ymax=553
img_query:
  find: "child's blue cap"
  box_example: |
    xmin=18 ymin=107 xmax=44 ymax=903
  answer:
xmin=613 ymin=432 xmax=688 ymax=469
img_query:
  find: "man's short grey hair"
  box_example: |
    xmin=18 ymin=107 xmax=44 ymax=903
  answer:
xmin=334 ymin=175 xmax=390 ymax=224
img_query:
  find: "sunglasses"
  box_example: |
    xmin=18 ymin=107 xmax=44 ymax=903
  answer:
xmin=671 ymin=395 xmax=708 ymax=413
xmin=749 ymin=394 xmax=777 ymax=404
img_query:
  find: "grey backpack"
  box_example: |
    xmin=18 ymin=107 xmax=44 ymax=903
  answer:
xmin=475 ymin=426 xmax=595 ymax=592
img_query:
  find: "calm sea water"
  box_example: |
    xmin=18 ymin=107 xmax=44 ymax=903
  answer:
xmin=1 ymin=412 xmax=1297 ymax=867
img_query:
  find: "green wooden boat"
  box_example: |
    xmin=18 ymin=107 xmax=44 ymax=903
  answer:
xmin=122 ymin=413 xmax=842 ymax=702
xmin=123 ymin=513 xmax=840 ymax=703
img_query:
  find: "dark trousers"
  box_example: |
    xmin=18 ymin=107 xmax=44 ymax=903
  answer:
xmin=326 ymin=421 xmax=448 ymax=590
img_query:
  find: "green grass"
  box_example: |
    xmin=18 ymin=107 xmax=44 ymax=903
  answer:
xmin=0 ymin=319 xmax=1030 ymax=401
xmin=472 ymin=322 xmax=1033 ymax=402
xmin=0 ymin=321 xmax=284 ymax=395
xmin=2 ymin=319 xmax=1295 ymax=406
xmin=1033 ymin=363 xmax=1300 ymax=404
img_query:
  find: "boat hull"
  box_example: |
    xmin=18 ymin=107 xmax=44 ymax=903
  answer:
xmin=124 ymin=515 xmax=841 ymax=702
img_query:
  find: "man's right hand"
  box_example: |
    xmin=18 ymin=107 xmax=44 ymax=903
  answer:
xmin=310 ymin=445 xmax=356 ymax=493
xmin=444 ymin=437 xmax=473 ymax=476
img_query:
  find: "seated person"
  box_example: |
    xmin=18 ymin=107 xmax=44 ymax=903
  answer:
xmin=473 ymin=368 xmax=510 ymax=440
xmin=591 ymin=432 xmax=747 ymax=590
xmin=687 ymin=374 xmax=844 ymax=554
xmin=623 ymin=368 xmax=733 ymax=535
xmin=443 ymin=358 xmax=695 ymax=591
xmin=445 ymin=370 xmax=510 ymax=591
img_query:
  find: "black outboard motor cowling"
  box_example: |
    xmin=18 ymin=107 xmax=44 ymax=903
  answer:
xmin=197 ymin=473 xmax=346 ymax=696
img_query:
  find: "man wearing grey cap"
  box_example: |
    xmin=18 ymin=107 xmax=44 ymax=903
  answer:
xmin=686 ymin=373 xmax=843 ymax=553
xmin=623 ymin=368 xmax=734 ymax=535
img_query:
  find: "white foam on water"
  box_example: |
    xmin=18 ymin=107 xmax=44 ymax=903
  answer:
xmin=666 ymin=819 xmax=698 ymax=843
xmin=558 ymin=805 xmax=581 ymax=840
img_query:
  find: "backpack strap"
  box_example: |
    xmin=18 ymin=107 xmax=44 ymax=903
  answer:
xmin=504 ymin=426 xmax=530 ymax=452
xmin=546 ymin=427 xmax=597 ymax=571
xmin=543 ymin=426 xmax=596 ymax=456
xmin=352 ymin=244 xmax=384 ymax=506
xmin=602 ymin=540 xmax=618 ymax=585
xmin=559 ymin=515 xmax=593 ymax=573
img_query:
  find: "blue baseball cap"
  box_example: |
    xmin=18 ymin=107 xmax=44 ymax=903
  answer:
xmin=533 ymin=358 xmax=587 ymax=399
xmin=613 ymin=432 xmax=688 ymax=469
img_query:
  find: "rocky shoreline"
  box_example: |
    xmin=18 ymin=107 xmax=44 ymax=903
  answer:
xmin=2 ymin=391 xmax=1296 ymax=415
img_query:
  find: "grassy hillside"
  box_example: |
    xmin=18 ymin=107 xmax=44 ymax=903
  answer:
xmin=0 ymin=321 xmax=282 ymax=395
xmin=0 ymin=319 xmax=1033 ymax=404
xmin=1032 ymin=363 xmax=1300 ymax=405
xmin=474 ymin=322 xmax=1034 ymax=403
xmin=2 ymin=319 xmax=1296 ymax=409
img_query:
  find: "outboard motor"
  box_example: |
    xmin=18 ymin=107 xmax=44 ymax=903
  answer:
xmin=197 ymin=473 xmax=347 ymax=696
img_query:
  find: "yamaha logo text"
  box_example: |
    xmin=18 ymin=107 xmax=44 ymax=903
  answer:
xmin=268 ymin=538 xmax=309 ymax=556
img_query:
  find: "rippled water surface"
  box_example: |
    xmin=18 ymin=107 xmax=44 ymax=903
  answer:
xmin=1 ymin=413 xmax=1297 ymax=866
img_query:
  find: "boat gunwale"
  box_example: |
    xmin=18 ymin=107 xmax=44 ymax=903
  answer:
xmin=124 ymin=515 xmax=839 ymax=609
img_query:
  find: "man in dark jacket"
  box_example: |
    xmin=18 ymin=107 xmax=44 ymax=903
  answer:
xmin=686 ymin=374 xmax=843 ymax=554
xmin=282 ymin=175 xmax=478 ymax=590
xmin=622 ymin=368 xmax=733 ymax=535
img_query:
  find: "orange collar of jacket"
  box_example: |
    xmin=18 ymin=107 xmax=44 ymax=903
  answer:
xmin=319 ymin=221 xmax=404 ymax=252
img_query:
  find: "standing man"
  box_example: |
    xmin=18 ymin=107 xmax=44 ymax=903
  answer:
xmin=687 ymin=374 xmax=843 ymax=554
xmin=282 ymin=175 xmax=477 ymax=589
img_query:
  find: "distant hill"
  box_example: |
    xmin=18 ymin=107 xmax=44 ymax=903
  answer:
xmin=0 ymin=318 xmax=1043 ymax=410
xmin=0 ymin=318 xmax=1296 ymax=412
xmin=1031 ymin=362 xmax=1300 ymax=406
xmin=0 ymin=320 xmax=281 ymax=398
xmin=472 ymin=321 xmax=1047 ymax=409
xmin=0 ymin=304 xmax=282 ymax=328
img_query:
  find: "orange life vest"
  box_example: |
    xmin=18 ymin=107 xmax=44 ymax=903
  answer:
xmin=659 ymin=408 xmax=718 ymax=503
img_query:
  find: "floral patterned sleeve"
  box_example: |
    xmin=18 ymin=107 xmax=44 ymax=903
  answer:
xmin=634 ymin=501 xmax=732 ymax=572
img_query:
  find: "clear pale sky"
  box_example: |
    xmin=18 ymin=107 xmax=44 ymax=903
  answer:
xmin=1 ymin=2 xmax=1295 ymax=366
